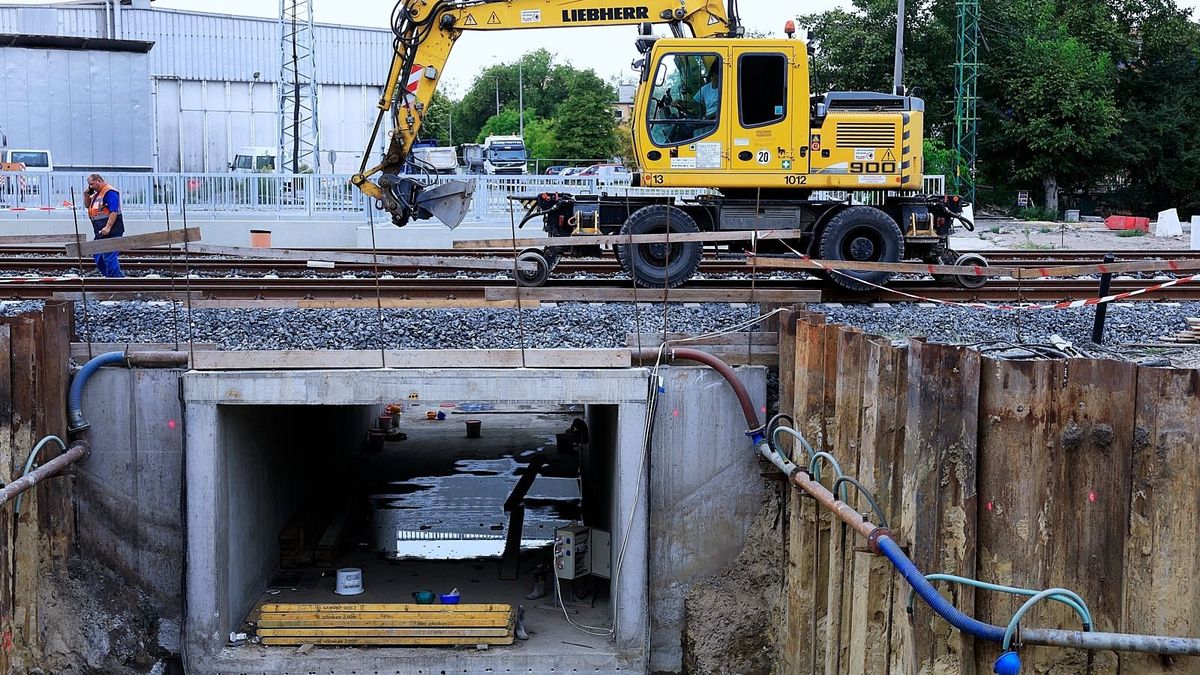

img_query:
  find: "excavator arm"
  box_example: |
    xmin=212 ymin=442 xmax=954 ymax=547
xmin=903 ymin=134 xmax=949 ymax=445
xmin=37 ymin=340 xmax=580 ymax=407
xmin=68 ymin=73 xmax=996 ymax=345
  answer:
xmin=351 ymin=0 xmax=739 ymax=227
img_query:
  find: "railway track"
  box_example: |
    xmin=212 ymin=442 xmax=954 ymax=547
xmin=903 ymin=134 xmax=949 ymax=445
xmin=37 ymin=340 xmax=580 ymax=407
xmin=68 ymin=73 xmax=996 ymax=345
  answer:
xmin=0 ymin=247 xmax=1195 ymax=278
xmin=3 ymin=275 xmax=1198 ymax=304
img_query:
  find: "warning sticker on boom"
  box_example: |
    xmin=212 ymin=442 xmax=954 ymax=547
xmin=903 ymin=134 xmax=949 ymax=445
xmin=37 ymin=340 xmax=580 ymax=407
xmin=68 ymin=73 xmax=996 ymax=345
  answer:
xmin=463 ymin=13 xmax=477 ymax=25
xmin=487 ymin=12 xmax=501 ymax=24
xmin=521 ymin=9 xmax=541 ymax=23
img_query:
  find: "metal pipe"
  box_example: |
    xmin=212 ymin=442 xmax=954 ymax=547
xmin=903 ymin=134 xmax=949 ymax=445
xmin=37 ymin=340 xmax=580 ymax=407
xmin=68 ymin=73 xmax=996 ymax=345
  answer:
xmin=1021 ymin=627 xmax=1200 ymax=655
xmin=0 ymin=442 xmax=89 ymax=509
xmin=790 ymin=463 xmax=877 ymax=540
xmin=125 ymin=351 xmax=190 ymax=367
xmin=893 ymin=0 xmax=905 ymax=94
xmin=667 ymin=347 xmax=760 ymax=431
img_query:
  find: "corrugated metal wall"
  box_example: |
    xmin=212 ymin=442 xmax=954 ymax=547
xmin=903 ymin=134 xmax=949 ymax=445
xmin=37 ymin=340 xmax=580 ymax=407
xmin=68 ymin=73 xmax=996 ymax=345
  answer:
xmin=0 ymin=4 xmax=397 ymax=172
xmin=0 ymin=5 xmax=394 ymax=85
xmin=0 ymin=47 xmax=153 ymax=170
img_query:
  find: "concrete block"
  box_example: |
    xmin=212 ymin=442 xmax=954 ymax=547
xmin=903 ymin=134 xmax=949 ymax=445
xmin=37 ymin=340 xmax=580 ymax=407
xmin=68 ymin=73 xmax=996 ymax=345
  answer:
xmin=1191 ymin=216 xmax=1200 ymax=250
xmin=1154 ymin=208 xmax=1182 ymax=237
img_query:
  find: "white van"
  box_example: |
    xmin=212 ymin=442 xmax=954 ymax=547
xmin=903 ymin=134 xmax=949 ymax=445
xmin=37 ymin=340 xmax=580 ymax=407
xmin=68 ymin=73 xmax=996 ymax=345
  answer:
xmin=230 ymin=147 xmax=277 ymax=173
xmin=1 ymin=149 xmax=53 ymax=172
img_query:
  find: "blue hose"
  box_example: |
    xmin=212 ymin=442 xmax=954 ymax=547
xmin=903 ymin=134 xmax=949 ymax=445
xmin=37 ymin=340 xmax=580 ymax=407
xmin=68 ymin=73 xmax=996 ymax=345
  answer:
xmin=68 ymin=351 xmax=126 ymax=432
xmin=876 ymin=535 xmax=1007 ymax=643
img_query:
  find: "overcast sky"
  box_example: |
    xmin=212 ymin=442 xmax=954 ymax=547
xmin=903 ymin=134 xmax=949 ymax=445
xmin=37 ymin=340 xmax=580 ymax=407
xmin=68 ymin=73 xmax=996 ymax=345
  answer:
xmin=157 ymin=0 xmax=825 ymax=93
xmin=5 ymin=0 xmax=1199 ymax=93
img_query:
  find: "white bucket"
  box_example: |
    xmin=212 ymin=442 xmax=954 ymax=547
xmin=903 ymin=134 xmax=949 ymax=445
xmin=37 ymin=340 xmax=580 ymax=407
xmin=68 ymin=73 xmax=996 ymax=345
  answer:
xmin=335 ymin=567 xmax=364 ymax=596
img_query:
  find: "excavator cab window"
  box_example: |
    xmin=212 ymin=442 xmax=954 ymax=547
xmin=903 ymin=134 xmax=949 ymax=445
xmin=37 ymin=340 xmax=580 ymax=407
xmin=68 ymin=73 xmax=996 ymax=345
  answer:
xmin=646 ymin=52 xmax=722 ymax=147
xmin=739 ymin=53 xmax=787 ymax=128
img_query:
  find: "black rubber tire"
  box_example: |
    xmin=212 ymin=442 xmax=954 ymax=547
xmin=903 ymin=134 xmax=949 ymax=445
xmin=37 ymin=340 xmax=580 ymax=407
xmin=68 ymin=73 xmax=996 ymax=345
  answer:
xmin=513 ymin=250 xmax=550 ymax=287
xmin=616 ymin=205 xmax=703 ymax=288
xmin=817 ymin=206 xmax=904 ymax=292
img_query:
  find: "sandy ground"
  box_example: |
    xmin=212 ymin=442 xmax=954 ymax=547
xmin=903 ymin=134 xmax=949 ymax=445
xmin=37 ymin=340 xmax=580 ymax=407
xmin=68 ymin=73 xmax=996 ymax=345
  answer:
xmin=962 ymin=218 xmax=1194 ymax=252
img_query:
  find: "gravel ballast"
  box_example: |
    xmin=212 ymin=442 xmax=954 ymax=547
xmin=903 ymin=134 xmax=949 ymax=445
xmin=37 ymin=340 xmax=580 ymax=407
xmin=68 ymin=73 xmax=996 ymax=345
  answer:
xmin=0 ymin=300 xmax=1196 ymax=351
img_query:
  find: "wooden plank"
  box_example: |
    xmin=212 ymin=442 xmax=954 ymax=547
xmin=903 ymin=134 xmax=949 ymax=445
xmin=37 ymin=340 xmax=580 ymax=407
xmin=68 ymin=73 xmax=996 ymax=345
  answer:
xmin=0 ymin=234 xmax=88 ymax=245
xmin=258 ymin=615 xmax=511 ymax=628
xmin=453 ymin=228 xmax=808 ymax=250
xmin=64 ymin=226 xmax=201 ymax=257
xmin=486 ymin=287 xmax=822 ymax=304
xmin=313 ymin=501 xmax=352 ymax=568
xmin=847 ymin=336 xmax=908 ymax=675
xmin=0 ymin=323 xmax=11 ymax=675
xmin=787 ymin=313 xmax=836 ymax=673
xmin=825 ymin=327 xmax=866 ymax=675
xmin=901 ymin=340 xmax=980 ymax=675
xmin=7 ymin=314 xmax=39 ymax=654
xmin=191 ymin=349 xmax=632 ymax=370
xmin=189 ymin=298 xmax=537 ymax=310
xmin=257 ymin=626 xmax=512 ymax=637
xmin=750 ymin=253 xmax=1200 ymax=279
xmin=35 ymin=302 xmax=72 ymax=571
xmin=260 ymin=635 xmax=514 ymax=646
xmin=974 ymin=358 xmax=1134 ymax=673
xmin=1122 ymin=366 xmax=1200 ymax=674
xmin=262 ymin=603 xmax=512 ymax=613
xmin=183 ymin=243 xmax=532 ymax=272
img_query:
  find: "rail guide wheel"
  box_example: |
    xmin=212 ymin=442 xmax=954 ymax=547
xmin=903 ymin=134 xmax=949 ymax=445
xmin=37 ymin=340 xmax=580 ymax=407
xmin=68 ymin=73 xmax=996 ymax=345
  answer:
xmin=952 ymin=252 xmax=989 ymax=289
xmin=513 ymin=249 xmax=551 ymax=287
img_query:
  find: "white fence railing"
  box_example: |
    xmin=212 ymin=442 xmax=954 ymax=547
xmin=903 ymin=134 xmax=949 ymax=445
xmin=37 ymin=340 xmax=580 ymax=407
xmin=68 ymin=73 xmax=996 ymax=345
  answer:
xmin=0 ymin=171 xmax=947 ymax=220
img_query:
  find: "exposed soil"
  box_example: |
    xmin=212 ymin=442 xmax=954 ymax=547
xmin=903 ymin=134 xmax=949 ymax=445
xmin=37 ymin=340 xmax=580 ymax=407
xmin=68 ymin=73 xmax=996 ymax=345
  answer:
xmin=681 ymin=483 xmax=786 ymax=675
xmin=36 ymin=557 xmax=177 ymax=675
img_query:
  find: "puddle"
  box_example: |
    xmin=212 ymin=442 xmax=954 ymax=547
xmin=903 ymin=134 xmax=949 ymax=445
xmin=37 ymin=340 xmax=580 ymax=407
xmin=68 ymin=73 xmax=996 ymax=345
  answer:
xmin=370 ymin=455 xmax=581 ymax=560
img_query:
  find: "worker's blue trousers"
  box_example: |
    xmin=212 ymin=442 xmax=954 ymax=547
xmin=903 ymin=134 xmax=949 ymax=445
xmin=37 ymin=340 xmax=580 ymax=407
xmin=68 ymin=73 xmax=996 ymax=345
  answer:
xmin=90 ymin=218 xmax=124 ymax=278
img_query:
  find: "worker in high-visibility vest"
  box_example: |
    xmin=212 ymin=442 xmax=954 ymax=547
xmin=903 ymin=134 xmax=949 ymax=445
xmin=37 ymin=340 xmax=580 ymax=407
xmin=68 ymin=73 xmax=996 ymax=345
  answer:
xmin=83 ymin=173 xmax=124 ymax=278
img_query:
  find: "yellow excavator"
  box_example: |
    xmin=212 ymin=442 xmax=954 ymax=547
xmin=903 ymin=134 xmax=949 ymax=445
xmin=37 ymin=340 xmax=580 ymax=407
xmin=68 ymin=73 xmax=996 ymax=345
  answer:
xmin=351 ymin=0 xmax=977 ymax=291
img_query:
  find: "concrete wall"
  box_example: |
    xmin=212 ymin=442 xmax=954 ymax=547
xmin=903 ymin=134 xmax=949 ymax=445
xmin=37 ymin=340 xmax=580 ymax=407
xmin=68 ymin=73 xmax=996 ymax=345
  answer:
xmin=74 ymin=363 xmax=766 ymax=674
xmin=76 ymin=367 xmax=184 ymax=618
xmin=648 ymin=366 xmax=768 ymax=673
xmin=221 ymin=404 xmax=374 ymax=627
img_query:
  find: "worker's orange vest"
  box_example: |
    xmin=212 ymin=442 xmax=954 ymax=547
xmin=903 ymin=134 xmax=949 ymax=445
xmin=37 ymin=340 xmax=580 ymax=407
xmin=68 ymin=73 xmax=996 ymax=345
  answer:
xmin=87 ymin=185 xmax=114 ymax=219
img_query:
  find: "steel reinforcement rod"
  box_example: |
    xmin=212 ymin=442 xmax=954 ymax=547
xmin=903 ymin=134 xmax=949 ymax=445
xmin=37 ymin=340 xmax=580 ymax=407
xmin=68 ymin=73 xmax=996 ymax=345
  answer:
xmin=658 ymin=347 xmax=1200 ymax=665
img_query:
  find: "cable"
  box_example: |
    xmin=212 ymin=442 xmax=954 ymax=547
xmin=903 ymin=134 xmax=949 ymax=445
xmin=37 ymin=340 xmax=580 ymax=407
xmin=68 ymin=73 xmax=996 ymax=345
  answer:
xmin=905 ymin=574 xmax=1092 ymax=628
xmin=14 ymin=436 xmax=66 ymax=515
xmin=771 ymin=425 xmax=815 ymax=465
xmin=1003 ymin=587 xmax=1093 ymax=650
xmin=808 ymin=450 xmax=845 ymax=485
xmin=831 ymin=475 xmax=889 ymax=528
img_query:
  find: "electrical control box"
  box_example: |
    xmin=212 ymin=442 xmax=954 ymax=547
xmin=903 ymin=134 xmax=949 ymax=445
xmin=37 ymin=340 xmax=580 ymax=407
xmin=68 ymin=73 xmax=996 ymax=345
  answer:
xmin=554 ymin=525 xmax=611 ymax=580
xmin=554 ymin=525 xmax=590 ymax=580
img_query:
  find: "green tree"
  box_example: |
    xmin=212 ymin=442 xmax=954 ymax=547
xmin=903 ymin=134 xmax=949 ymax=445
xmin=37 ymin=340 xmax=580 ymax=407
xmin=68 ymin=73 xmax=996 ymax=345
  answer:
xmin=1112 ymin=0 xmax=1200 ymax=212
xmin=979 ymin=0 xmax=1119 ymax=212
xmin=420 ymin=91 xmax=455 ymax=146
xmin=553 ymin=89 xmax=619 ymax=160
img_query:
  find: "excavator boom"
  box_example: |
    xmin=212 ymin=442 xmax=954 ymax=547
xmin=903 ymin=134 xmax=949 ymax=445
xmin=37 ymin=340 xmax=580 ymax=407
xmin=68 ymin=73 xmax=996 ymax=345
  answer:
xmin=352 ymin=0 xmax=739 ymax=226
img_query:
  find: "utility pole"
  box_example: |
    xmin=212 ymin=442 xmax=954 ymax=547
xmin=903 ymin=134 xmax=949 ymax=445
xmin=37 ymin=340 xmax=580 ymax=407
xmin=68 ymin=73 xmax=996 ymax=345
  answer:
xmin=278 ymin=0 xmax=320 ymax=174
xmin=494 ymin=76 xmax=501 ymax=116
xmin=892 ymin=0 xmax=905 ymax=94
xmin=519 ymin=61 xmax=524 ymax=138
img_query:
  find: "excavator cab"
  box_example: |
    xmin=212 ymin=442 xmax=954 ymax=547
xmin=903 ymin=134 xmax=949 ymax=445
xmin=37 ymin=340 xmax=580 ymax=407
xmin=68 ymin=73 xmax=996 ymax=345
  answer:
xmin=632 ymin=38 xmax=922 ymax=193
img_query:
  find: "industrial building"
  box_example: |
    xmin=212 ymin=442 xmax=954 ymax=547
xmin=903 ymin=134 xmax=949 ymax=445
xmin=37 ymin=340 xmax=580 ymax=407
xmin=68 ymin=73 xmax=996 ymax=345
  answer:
xmin=0 ymin=1 xmax=393 ymax=173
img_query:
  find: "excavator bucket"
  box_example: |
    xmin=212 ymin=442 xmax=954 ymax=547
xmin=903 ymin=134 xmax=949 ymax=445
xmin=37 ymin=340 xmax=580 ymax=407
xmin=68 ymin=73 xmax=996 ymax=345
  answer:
xmin=416 ymin=180 xmax=475 ymax=230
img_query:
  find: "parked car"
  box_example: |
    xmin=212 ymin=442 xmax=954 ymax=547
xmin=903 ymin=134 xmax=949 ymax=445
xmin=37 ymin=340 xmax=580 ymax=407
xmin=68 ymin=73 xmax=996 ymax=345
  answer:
xmin=559 ymin=166 xmax=584 ymax=176
xmin=545 ymin=165 xmax=568 ymax=175
xmin=578 ymin=163 xmax=632 ymax=184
